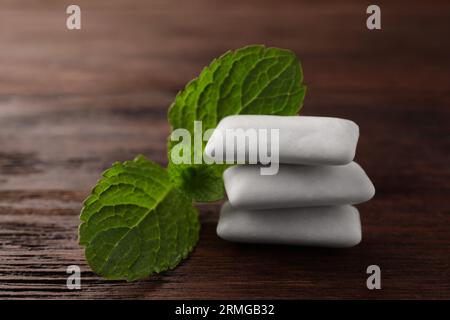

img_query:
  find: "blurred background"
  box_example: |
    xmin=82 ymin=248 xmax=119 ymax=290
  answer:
xmin=0 ymin=0 xmax=449 ymax=299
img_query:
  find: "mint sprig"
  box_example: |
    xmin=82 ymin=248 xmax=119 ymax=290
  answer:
xmin=79 ymin=45 xmax=306 ymax=281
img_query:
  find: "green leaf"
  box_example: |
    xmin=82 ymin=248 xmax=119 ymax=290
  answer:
xmin=167 ymin=162 xmax=227 ymax=202
xmin=168 ymin=45 xmax=306 ymax=201
xmin=79 ymin=155 xmax=200 ymax=281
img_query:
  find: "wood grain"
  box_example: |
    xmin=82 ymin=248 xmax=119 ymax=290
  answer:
xmin=0 ymin=0 xmax=449 ymax=299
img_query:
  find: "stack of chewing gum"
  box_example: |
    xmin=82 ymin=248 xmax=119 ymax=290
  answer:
xmin=204 ymin=115 xmax=375 ymax=248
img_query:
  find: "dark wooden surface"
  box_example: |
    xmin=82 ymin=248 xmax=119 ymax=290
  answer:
xmin=0 ymin=0 xmax=449 ymax=299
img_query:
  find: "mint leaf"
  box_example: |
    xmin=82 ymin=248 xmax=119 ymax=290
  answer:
xmin=168 ymin=45 xmax=306 ymax=201
xmin=79 ymin=155 xmax=200 ymax=281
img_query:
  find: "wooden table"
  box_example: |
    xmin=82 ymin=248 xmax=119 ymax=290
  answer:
xmin=0 ymin=0 xmax=449 ymax=299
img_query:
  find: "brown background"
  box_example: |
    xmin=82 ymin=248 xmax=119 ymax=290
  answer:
xmin=0 ymin=0 xmax=449 ymax=299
